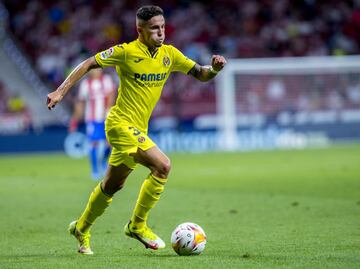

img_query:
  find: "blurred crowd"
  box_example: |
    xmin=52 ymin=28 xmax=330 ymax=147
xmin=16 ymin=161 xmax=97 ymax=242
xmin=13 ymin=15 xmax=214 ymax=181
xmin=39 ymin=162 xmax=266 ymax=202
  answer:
xmin=236 ymin=73 xmax=360 ymax=115
xmin=0 ymin=80 xmax=28 ymax=114
xmin=0 ymin=80 xmax=31 ymax=133
xmin=3 ymin=0 xmax=360 ymax=120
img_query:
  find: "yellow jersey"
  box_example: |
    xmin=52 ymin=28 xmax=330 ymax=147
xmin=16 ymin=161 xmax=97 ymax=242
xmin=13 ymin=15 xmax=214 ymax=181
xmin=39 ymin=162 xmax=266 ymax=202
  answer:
xmin=95 ymin=39 xmax=196 ymax=133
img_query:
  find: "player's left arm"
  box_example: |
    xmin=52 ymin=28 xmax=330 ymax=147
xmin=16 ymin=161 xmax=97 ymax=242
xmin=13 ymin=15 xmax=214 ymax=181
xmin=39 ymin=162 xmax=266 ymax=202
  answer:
xmin=188 ymin=55 xmax=227 ymax=82
xmin=47 ymin=57 xmax=100 ymax=110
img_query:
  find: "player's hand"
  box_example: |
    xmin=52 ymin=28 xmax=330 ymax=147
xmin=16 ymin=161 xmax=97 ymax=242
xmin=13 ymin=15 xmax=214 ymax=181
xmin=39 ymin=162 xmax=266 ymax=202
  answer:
xmin=47 ymin=90 xmax=63 ymax=110
xmin=211 ymin=55 xmax=227 ymax=72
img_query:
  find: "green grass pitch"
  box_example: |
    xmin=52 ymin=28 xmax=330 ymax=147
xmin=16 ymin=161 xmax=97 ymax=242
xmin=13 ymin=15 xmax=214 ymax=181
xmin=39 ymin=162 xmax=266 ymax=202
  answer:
xmin=0 ymin=144 xmax=359 ymax=268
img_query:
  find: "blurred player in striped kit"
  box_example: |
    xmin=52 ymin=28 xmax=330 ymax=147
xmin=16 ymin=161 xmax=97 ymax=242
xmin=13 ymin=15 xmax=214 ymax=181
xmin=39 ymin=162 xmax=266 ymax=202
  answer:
xmin=69 ymin=69 xmax=116 ymax=179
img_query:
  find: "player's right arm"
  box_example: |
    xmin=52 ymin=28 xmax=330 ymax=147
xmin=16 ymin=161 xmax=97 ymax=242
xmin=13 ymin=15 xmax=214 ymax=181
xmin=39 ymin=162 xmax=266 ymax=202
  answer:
xmin=170 ymin=46 xmax=226 ymax=82
xmin=188 ymin=55 xmax=227 ymax=82
xmin=47 ymin=56 xmax=99 ymax=110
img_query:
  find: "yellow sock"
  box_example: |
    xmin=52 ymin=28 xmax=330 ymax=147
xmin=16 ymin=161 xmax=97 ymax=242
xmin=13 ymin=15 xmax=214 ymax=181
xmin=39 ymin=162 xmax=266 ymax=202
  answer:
xmin=77 ymin=183 xmax=112 ymax=233
xmin=130 ymin=174 xmax=167 ymax=230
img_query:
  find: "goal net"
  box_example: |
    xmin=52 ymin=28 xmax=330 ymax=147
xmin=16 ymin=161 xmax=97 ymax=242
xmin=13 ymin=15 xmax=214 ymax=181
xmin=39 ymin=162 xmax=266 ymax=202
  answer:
xmin=213 ymin=56 xmax=360 ymax=151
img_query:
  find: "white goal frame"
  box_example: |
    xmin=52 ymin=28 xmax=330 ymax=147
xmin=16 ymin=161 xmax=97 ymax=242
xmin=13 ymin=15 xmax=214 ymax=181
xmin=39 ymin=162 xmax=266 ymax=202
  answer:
xmin=215 ymin=55 xmax=360 ymax=151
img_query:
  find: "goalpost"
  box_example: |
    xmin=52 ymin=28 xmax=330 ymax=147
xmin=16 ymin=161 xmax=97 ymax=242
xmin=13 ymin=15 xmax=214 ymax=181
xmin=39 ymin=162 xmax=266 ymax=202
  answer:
xmin=215 ymin=55 xmax=360 ymax=151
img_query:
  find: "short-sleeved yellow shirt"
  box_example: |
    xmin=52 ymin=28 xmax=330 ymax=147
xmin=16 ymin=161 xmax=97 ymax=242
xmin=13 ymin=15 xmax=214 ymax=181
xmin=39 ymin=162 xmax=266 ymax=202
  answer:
xmin=95 ymin=39 xmax=196 ymax=133
xmin=95 ymin=39 xmax=196 ymax=168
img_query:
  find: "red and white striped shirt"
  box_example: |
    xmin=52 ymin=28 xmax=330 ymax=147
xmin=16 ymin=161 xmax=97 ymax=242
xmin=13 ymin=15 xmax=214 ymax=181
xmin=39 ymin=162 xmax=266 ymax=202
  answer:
xmin=78 ymin=74 xmax=115 ymax=122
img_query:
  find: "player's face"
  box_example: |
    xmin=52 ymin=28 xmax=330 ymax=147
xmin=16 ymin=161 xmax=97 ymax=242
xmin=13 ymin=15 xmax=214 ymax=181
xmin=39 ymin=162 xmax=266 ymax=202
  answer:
xmin=140 ymin=15 xmax=165 ymax=48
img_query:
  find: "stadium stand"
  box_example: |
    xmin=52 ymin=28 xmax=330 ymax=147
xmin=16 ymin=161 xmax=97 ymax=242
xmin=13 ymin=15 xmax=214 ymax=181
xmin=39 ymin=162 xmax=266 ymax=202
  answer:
xmin=2 ymin=0 xmax=360 ymax=127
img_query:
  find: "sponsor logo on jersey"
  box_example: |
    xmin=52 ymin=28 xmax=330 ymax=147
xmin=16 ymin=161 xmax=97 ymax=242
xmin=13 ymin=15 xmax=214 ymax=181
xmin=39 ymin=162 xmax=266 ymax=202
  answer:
xmin=134 ymin=72 xmax=167 ymax=81
xmin=163 ymin=56 xmax=170 ymax=67
xmin=100 ymin=47 xmax=114 ymax=59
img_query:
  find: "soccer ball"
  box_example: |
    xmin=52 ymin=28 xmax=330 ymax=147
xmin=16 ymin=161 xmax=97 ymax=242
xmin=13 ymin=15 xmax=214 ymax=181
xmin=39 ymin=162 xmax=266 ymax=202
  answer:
xmin=171 ymin=222 xmax=207 ymax=256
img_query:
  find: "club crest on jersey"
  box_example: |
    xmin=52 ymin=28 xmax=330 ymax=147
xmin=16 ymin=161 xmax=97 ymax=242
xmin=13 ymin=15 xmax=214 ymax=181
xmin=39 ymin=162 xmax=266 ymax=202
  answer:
xmin=163 ymin=56 xmax=170 ymax=67
xmin=138 ymin=136 xmax=146 ymax=143
xmin=100 ymin=47 xmax=114 ymax=59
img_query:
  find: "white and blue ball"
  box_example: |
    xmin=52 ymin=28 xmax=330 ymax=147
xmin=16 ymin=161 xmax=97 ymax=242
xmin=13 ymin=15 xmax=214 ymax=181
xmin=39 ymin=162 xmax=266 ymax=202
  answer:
xmin=171 ymin=222 xmax=207 ymax=256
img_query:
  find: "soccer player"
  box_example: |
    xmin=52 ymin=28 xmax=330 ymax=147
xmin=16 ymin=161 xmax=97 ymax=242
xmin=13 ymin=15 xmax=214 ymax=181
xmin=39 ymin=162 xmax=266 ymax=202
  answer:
xmin=69 ymin=69 xmax=116 ymax=179
xmin=47 ymin=5 xmax=226 ymax=255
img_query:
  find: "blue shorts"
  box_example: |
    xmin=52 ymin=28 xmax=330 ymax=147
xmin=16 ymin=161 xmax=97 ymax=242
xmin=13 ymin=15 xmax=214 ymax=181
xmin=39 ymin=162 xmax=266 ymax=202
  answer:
xmin=86 ymin=121 xmax=106 ymax=141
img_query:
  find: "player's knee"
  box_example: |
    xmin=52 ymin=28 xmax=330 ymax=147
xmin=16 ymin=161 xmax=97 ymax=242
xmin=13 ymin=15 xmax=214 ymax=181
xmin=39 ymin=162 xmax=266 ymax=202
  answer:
xmin=163 ymin=159 xmax=171 ymax=175
xmin=155 ymin=159 xmax=171 ymax=178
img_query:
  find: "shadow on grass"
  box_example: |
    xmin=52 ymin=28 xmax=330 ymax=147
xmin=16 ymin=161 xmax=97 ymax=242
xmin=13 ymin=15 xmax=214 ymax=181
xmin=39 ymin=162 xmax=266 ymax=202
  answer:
xmin=144 ymin=253 xmax=181 ymax=258
xmin=142 ymin=252 xmax=246 ymax=259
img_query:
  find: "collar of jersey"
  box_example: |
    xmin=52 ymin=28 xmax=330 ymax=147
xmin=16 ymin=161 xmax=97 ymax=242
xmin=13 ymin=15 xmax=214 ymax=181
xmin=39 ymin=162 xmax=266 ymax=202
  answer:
xmin=136 ymin=39 xmax=160 ymax=59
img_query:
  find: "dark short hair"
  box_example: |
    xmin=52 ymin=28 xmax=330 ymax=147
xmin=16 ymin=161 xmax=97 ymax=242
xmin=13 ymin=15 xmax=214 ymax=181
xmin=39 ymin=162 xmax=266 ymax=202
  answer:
xmin=136 ymin=5 xmax=164 ymax=21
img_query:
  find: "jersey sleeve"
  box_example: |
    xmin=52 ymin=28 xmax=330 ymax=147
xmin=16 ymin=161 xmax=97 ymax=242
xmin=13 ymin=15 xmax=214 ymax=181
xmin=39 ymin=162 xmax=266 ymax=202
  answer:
xmin=170 ymin=46 xmax=196 ymax=74
xmin=95 ymin=44 xmax=126 ymax=68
